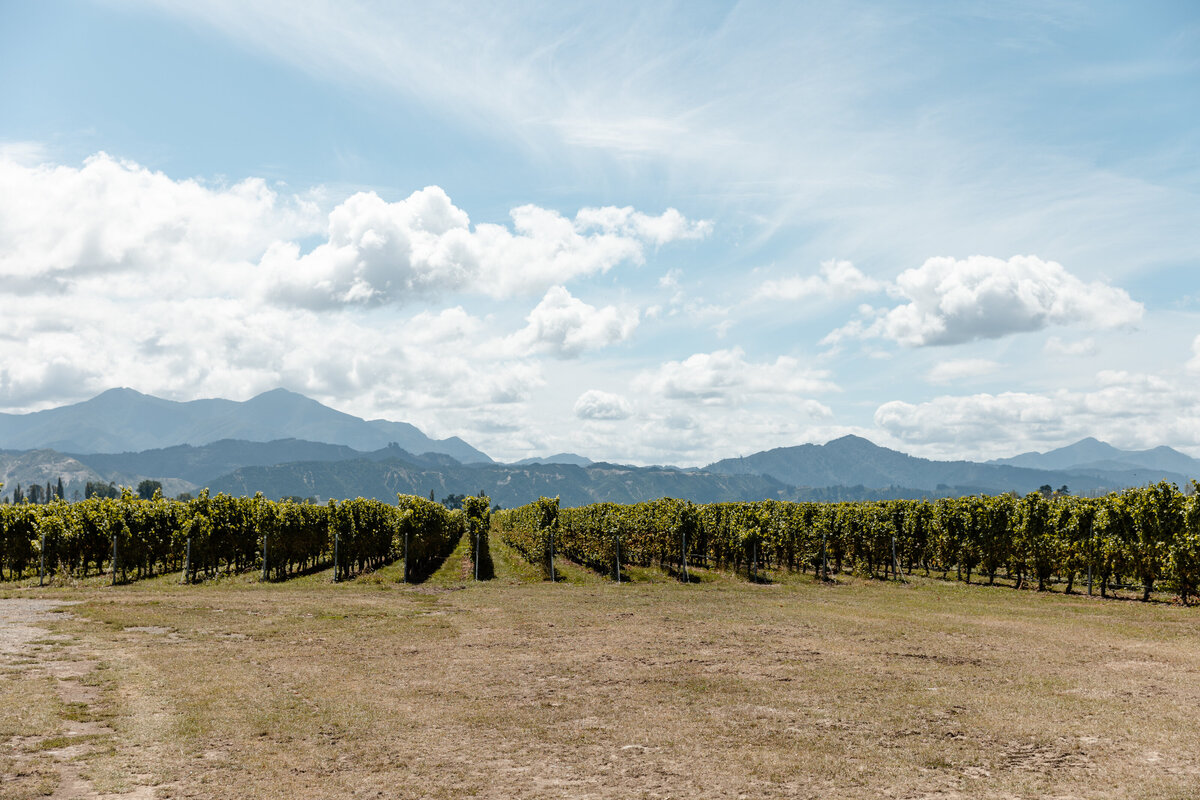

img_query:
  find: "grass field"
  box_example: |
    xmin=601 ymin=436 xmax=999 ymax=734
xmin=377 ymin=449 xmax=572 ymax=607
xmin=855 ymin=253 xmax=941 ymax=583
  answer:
xmin=3 ymin=536 xmax=1200 ymax=799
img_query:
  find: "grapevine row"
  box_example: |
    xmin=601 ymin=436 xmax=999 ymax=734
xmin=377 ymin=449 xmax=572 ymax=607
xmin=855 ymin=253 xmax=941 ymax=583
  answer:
xmin=0 ymin=489 xmax=461 ymax=584
xmin=493 ymin=482 xmax=1200 ymax=603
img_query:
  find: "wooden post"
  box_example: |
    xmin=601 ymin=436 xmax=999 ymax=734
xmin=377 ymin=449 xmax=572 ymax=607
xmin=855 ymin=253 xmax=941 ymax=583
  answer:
xmin=403 ymin=529 xmax=410 ymax=583
xmin=1087 ymin=528 xmax=1093 ymax=596
xmin=183 ymin=536 xmax=191 ymax=585
xmin=891 ymin=535 xmax=901 ymax=581
xmin=681 ymin=528 xmax=689 ymax=583
xmin=821 ymin=531 xmax=828 ymax=581
xmin=333 ymin=531 xmax=340 ymax=583
xmin=261 ymin=534 xmax=268 ymax=582
xmin=111 ymin=534 xmax=117 ymax=586
xmin=39 ymin=530 xmax=45 ymax=587
xmin=549 ymin=529 xmax=556 ymax=583
xmin=474 ymin=529 xmax=480 ymax=581
xmin=615 ymin=535 xmax=621 ymax=584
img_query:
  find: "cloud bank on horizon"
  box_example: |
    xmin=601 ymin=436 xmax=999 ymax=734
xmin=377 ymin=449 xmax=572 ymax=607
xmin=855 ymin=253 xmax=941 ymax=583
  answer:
xmin=0 ymin=1 xmax=1197 ymax=465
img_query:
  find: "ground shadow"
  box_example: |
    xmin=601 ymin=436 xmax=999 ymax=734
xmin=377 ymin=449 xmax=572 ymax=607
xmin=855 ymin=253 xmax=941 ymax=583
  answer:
xmin=405 ymin=532 xmax=465 ymax=584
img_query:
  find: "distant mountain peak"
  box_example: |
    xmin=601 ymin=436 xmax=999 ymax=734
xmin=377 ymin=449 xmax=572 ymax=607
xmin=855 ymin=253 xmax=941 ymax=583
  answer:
xmin=825 ymin=434 xmax=879 ymax=447
xmin=822 ymin=434 xmax=895 ymax=456
xmin=513 ymin=452 xmax=593 ymax=467
xmin=92 ymin=387 xmax=154 ymax=401
xmin=249 ymin=387 xmax=311 ymax=400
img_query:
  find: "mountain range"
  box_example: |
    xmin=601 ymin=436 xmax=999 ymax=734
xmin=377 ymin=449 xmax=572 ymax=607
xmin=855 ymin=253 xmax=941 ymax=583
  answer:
xmin=0 ymin=388 xmax=490 ymax=463
xmin=1 ymin=389 xmax=1197 ymax=506
xmin=705 ymin=435 xmax=1200 ymax=495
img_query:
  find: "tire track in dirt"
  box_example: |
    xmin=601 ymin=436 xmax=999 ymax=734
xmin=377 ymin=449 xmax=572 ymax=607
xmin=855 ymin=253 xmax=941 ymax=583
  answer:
xmin=0 ymin=598 xmax=153 ymax=800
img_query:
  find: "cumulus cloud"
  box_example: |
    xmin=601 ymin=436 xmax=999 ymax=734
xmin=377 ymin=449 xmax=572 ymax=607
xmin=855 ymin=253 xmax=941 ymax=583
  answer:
xmin=0 ymin=152 xmax=322 ymax=290
xmin=874 ymin=371 xmax=1200 ymax=459
xmin=926 ymin=359 xmax=1000 ymax=384
xmin=574 ymin=390 xmax=633 ymax=421
xmin=824 ymin=255 xmax=1143 ymax=347
xmin=0 ymin=152 xmax=710 ymax=307
xmin=637 ymin=347 xmax=837 ymax=407
xmin=507 ymin=287 xmax=638 ymax=357
xmin=755 ymin=259 xmax=883 ymax=302
xmin=261 ymin=191 xmax=709 ymax=307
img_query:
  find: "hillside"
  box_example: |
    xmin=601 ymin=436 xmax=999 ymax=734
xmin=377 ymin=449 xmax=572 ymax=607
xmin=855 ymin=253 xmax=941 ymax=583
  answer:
xmin=207 ymin=458 xmax=793 ymax=508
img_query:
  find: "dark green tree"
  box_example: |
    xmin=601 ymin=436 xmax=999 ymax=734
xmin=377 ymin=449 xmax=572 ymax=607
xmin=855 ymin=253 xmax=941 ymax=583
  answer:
xmin=85 ymin=481 xmax=119 ymax=500
xmin=137 ymin=480 xmax=163 ymax=500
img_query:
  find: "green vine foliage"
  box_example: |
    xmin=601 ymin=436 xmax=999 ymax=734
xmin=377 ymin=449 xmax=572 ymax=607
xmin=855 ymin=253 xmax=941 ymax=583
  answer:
xmin=493 ymin=483 xmax=1200 ymax=603
xmin=0 ymin=491 xmax=460 ymax=585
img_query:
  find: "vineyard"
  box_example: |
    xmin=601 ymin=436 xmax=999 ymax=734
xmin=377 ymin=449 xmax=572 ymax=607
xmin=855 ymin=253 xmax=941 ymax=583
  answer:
xmin=0 ymin=489 xmax=460 ymax=585
xmin=495 ymin=481 xmax=1200 ymax=604
xmin=4 ymin=484 xmax=1200 ymax=799
xmin=5 ymin=481 xmax=1200 ymax=606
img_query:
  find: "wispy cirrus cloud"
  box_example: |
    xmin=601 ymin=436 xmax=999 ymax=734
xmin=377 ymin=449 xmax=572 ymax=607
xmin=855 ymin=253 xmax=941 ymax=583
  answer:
xmin=138 ymin=0 xmax=1200 ymax=285
xmin=926 ymin=358 xmax=1001 ymax=384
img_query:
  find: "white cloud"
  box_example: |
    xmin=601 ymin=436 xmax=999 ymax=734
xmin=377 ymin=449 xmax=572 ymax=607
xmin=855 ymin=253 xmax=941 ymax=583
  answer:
xmin=0 ymin=359 xmax=98 ymax=409
xmin=0 ymin=153 xmax=710 ymax=308
xmin=1044 ymin=336 xmax=1098 ymax=357
xmin=874 ymin=372 xmax=1200 ymax=460
xmin=507 ymin=286 xmax=638 ymax=357
xmin=1188 ymin=334 xmax=1200 ymax=373
xmin=637 ymin=347 xmax=837 ymax=407
xmin=573 ymin=206 xmax=711 ymax=245
xmin=926 ymin=359 xmax=1001 ymax=384
xmin=0 ymin=152 xmax=322 ymax=289
xmin=573 ymin=390 xmax=633 ymax=421
xmin=256 ymin=191 xmax=709 ymax=307
xmin=825 ymin=255 xmax=1143 ymax=347
xmin=755 ymin=259 xmax=883 ymax=302
xmin=658 ymin=268 xmax=682 ymax=289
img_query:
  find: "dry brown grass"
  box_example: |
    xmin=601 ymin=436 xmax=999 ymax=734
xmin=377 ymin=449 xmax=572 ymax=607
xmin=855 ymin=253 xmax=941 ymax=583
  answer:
xmin=3 ymin=541 xmax=1200 ymax=799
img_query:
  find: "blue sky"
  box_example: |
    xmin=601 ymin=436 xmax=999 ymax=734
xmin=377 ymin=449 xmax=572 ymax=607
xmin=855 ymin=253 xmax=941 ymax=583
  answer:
xmin=1 ymin=0 xmax=1198 ymax=464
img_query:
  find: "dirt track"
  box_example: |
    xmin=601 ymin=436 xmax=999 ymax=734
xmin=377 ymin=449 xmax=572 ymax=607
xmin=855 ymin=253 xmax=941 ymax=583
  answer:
xmin=0 ymin=598 xmax=149 ymax=800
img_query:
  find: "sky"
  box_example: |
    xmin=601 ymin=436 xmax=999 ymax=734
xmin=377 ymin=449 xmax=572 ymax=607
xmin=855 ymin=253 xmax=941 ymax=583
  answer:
xmin=1 ymin=0 xmax=1199 ymax=465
